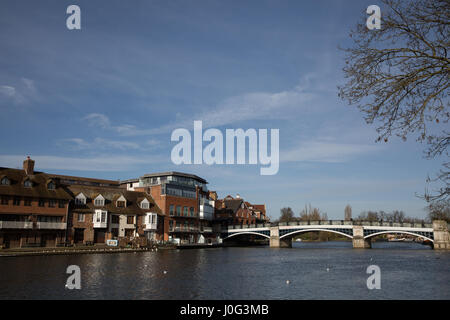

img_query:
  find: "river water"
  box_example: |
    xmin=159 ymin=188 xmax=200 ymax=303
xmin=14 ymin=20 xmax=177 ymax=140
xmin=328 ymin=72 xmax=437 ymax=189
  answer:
xmin=0 ymin=241 xmax=449 ymax=299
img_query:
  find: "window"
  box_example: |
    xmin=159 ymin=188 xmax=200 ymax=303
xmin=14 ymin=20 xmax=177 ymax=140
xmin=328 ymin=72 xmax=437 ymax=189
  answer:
xmin=1 ymin=196 xmax=8 ymax=205
xmin=38 ymin=199 xmax=45 ymax=207
xmin=190 ymin=207 xmax=195 ymax=217
xmin=75 ymin=194 xmax=86 ymax=205
xmin=48 ymin=200 xmax=56 ymax=207
xmin=127 ymin=216 xmax=134 ymax=224
xmin=59 ymin=200 xmax=65 ymax=208
xmin=47 ymin=181 xmax=55 ymax=190
xmin=183 ymin=206 xmax=188 ymax=216
xmin=24 ymin=179 xmax=32 ymax=188
xmin=24 ymin=198 xmax=32 ymax=206
xmin=141 ymin=201 xmax=149 ymax=209
xmin=176 ymin=206 xmax=181 ymax=216
xmin=117 ymin=201 xmax=125 ymax=208
xmin=111 ymin=215 xmax=119 ymax=224
xmin=78 ymin=214 xmax=85 ymax=222
xmin=150 ymin=214 xmax=157 ymax=225
xmin=101 ymin=211 xmax=106 ymax=223
xmin=1 ymin=177 xmax=10 ymax=185
xmin=13 ymin=197 xmax=20 ymax=206
xmin=169 ymin=205 xmax=174 ymax=216
xmin=94 ymin=198 xmax=104 ymax=206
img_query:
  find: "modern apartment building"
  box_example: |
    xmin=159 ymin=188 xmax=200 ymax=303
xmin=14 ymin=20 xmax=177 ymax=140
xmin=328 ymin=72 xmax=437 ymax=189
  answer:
xmin=122 ymin=172 xmax=217 ymax=244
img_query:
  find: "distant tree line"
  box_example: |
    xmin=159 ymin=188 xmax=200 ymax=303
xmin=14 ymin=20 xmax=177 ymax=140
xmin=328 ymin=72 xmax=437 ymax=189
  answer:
xmin=277 ymin=200 xmax=450 ymax=224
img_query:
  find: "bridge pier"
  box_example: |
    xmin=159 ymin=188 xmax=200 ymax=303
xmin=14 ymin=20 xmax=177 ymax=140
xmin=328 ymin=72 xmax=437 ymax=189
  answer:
xmin=269 ymin=227 xmax=292 ymax=248
xmin=433 ymin=220 xmax=450 ymax=250
xmin=352 ymin=226 xmax=371 ymax=249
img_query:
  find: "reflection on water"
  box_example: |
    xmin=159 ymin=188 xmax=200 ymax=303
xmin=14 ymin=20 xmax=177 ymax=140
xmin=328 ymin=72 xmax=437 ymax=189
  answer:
xmin=0 ymin=242 xmax=448 ymax=299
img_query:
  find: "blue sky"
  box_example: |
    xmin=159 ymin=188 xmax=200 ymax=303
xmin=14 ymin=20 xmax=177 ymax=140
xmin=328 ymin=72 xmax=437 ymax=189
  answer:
xmin=0 ymin=0 xmax=444 ymax=220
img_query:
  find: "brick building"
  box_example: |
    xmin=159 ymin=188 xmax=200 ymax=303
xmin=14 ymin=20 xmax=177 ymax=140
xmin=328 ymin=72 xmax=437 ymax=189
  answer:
xmin=122 ymin=172 xmax=217 ymax=244
xmin=215 ymin=194 xmax=269 ymax=227
xmin=65 ymin=185 xmax=163 ymax=245
xmin=0 ymin=157 xmax=72 ymax=248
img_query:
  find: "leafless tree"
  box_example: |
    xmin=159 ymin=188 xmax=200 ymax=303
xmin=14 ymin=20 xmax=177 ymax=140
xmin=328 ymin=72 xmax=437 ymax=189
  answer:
xmin=344 ymin=204 xmax=352 ymax=220
xmin=339 ymin=0 xmax=450 ymax=201
xmin=427 ymin=199 xmax=450 ymax=222
xmin=299 ymin=204 xmax=327 ymax=221
xmin=279 ymin=207 xmax=295 ymax=222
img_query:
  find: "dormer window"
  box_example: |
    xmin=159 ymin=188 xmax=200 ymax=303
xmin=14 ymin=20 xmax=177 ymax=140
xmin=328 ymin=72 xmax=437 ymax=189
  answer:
xmin=116 ymin=195 xmax=127 ymax=208
xmin=24 ymin=179 xmax=32 ymax=188
xmin=94 ymin=195 xmax=105 ymax=206
xmin=75 ymin=193 xmax=87 ymax=205
xmin=47 ymin=181 xmax=55 ymax=190
xmin=140 ymin=198 xmax=150 ymax=209
xmin=1 ymin=177 xmax=9 ymax=185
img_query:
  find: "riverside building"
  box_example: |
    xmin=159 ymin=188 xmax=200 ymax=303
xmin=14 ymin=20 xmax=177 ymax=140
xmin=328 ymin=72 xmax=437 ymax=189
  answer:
xmin=0 ymin=157 xmax=267 ymax=248
xmin=0 ymin=157 xmax=72 ymax=248
xmin=122 ymin=172 xmax=217 ymax=244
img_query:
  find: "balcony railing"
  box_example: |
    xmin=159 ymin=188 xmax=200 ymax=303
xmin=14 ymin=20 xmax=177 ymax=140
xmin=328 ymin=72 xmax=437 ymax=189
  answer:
xmin=144 ymin=223 xmax=157 ymax=231
xmin=0 ymin=221 xmax=33 ymax=229
xmin=169 ymin=213 xmax=198 ymax=218
xmin=36 ymin=222 xmax=67 ymax=230
xmin=93 ymin=221 xmax=107 ymax=228
xmin=200 ymin=227 xmax=213 ymax=233
xmin=169 ymin=226 xmax=199 ymax=233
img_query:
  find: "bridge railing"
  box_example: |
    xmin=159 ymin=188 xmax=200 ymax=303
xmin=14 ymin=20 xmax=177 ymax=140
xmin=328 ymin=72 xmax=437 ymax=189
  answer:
xmin=223 ymin=220 xmax=434 ymax=230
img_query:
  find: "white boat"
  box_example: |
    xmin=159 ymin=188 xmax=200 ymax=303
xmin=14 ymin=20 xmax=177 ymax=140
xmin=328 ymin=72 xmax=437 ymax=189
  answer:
xmin=388 ymin=238 xmax=406 ymax=242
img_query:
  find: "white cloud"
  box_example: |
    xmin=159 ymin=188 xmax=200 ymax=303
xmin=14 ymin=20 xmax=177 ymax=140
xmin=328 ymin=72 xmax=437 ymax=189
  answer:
xmin=83 ymin=113 xmax=111 ymax=129
xmin=80 ymin=78 xmax=317 ymax=137
xmin=281 ymin=140 xmax=382 ymax=163
xmin=59 ymin=137 xmax=140 ymax=151
xmin=0 ymin=86 xmax=16 ymax=97
xmin=0 ymin=78 xmax=39 ymax=105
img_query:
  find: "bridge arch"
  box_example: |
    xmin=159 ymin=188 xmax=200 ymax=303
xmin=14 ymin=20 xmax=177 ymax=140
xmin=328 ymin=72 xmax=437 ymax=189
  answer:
xmin=280 ymin=229 xmax=353 ymax=240
xmin=223 ymin=231 xmax=270 ymax=240
xmin=363 ymin=230 xmax=434 ymax=242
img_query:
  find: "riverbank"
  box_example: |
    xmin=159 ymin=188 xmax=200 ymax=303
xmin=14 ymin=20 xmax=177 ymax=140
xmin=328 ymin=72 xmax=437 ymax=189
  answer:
xmin=0 ymin=244 xmax=178 ymax=257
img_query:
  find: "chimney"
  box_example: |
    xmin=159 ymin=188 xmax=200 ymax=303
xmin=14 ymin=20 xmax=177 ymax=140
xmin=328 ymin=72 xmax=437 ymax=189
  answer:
xmin=23 ymin=156 xmax=35 ymax=175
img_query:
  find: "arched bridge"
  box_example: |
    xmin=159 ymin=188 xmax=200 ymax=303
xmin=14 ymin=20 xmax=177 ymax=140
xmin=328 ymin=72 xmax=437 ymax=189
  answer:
xmin=221 ymin=220 xmax=450 ymax=249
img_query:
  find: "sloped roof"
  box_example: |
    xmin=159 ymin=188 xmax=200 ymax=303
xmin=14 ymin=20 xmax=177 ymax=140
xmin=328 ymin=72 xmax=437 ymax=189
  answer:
xmin=0 ymin=167 xmax=72 ymax=200
xmin=67 ymin=185 xmax=162 ymax=216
